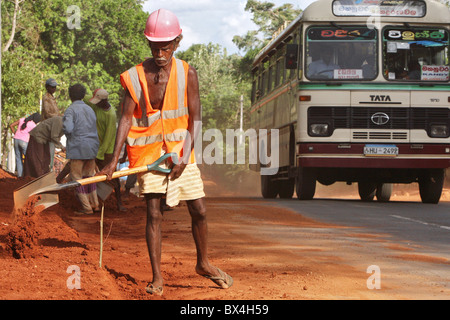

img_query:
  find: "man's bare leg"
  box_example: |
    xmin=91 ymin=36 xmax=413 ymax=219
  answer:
xmin=187 ymin=198 xmax=232 ymax=286
xmin=145 ymin=194 xmax=164 ymax=291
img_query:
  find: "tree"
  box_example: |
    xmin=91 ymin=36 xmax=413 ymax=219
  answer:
xmin=1 ymin=0 xmax=150 ymax=165
xmin=29 ymin=0 xmax=149 ymax=107
xmin=178 ymin=43 xmax=250 ymax=132
xmin=233 ymin=0 xmax=302 ymax=54
xmin=2 ymin=0 xmax=26 ymax=52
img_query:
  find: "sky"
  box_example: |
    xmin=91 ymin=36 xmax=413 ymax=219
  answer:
xmin=142 ymin=0 xmax=317 ymax=55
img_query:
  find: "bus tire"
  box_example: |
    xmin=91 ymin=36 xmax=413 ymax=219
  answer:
xmin=261 ymin=175 xmax=278 ymax=198
xmin=279 ymin=179 xmax=295 ymax=199
xmin=376 ymin=183 xmax=392 ymax=202
xmin=419 ymin=169 xmax=444 ymax=204
xmin=358 ymin=181 xmax=376 ymax=202
xmin=296 ymin=167 xmax=316 ymax=200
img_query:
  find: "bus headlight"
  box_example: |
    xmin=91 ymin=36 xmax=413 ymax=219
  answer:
xmin=429 ymin=124 xmax=449 ymax=138
xmin=309 ymin=123 xmax=330 ymax=137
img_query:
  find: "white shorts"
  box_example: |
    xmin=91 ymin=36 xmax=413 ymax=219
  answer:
xmin=138 ymin=161 xmax=205 ymax=207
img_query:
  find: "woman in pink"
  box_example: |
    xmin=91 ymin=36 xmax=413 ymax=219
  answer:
xmin=9 ymin=113 xmax=41 ymax=177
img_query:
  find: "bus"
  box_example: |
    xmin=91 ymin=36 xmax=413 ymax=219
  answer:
xmin=250 ymin=0 xmax=450 ymax=203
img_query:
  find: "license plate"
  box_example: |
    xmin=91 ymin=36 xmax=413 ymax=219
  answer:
xmin=364 ymin=144 xmax=398 ymax=157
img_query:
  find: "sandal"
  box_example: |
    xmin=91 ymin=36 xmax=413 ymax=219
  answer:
xmin=145 ymin=283 xmax=163 ymax=296
xmin=201 ymin=268 xmax=233 ymax=289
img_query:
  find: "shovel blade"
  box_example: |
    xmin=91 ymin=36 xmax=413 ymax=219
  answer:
xmin=96 ymin=181 xmax=114 ymax=201
xmin=13 ymin=172 xmax=60 ymax=210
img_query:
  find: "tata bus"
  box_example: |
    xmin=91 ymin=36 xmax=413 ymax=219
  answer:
xmin=250 ymin=0 xmax=450 ymax=203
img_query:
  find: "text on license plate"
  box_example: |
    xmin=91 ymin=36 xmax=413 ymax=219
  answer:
xmin=364 ymin=144 xmax=398 ymax=157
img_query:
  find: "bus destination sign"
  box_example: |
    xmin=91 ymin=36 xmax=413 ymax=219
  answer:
xmin=308 ymin=27 xmax=377 ymax=41
xmin=333 ymin=0 xmax=426 ymax=17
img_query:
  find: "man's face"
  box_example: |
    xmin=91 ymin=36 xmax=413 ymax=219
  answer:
xmin=47 ymin=85 xmax=57 ymax=94
xmin=97 ymin=99 xmax=109 ymax=110
xmin=149 ymin=41 xmax=175 ymax=67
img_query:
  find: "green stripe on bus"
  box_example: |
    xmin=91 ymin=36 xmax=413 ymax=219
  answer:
xmin=297 ymin=83 xmax=450 ymax=91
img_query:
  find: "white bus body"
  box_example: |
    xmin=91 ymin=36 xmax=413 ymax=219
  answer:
xmin=250 ymin=0 xmax=450 ymax=203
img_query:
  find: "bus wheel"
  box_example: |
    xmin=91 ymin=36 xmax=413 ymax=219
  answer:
xmin=376 ymin=183 xmax=392 ymax=202
xmin=296 ymin=168 xmax=316 ymax=200
xmin=419 ymin=169 xmax=444 ymax=204
xmin=261 ymin=175 xmax=278 ymax=198
xmin=279 ymin=179 xmax=295 ymax=199
xmin=358 ymin=181 xmax=376 ymax=201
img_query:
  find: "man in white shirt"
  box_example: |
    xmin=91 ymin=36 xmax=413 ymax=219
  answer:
xmin=307 ymin=47 xmax=340 ymax=79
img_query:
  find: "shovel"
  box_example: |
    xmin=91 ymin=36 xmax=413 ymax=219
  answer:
xmin=13 ymin=153 xmax=178 ymax=210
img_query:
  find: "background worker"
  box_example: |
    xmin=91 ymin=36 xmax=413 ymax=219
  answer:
xmin=63 ymin=84 xmax=100 ymax=216
xmin=42 ymin=78 xmax=62 ymax=170
xmin=9 ymin=112 xmax=41 ymax=177
xmin=97 ymin=9 xmax=233 ymax=295
xmin=88 ymin=88 xmax=126 ymax=212
xmin=42 ymin=78 xmax=60 ymax=120
xmin=23 ymin=115 xmax=64 ymax=178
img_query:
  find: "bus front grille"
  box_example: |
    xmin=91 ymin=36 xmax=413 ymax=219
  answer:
xmin=308 ymin=106 xmax=450 ymax=131
xmin=352 ymin=131 xmax=408 ymax=140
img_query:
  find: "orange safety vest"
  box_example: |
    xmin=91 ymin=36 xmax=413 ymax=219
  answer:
xmin=120 ymin=57 xmax=196 ymax=168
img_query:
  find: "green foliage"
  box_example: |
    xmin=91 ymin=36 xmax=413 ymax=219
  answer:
xmin=1 ymin=48 xmax=43 ymax=121
xmin=178 ymin=43 xmax=251 ymax=132
xmin=233 ymin=0 xmax=302 ymax=61
xmin=58 ymin=61 xmax=120 ymax=110
xmin=1 ymin=0 xmax=149 ymax=130
xmin=1 ymin=0 xmax=296 ymax=180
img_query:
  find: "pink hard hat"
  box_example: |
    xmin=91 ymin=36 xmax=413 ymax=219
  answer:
xmin=144 ymin=9 xmax=182 ymax=42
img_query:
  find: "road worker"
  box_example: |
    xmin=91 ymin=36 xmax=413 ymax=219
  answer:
xmin=97 ymin=8 xmax=233 ymax=296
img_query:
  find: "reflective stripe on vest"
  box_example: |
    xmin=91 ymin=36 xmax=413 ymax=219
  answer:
xmin=120 ymin=57 xmax=194 ymax=167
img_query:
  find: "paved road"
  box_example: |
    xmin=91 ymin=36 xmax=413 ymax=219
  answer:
xmin=247 ymin=196 xmax=450 ymax=299
xmin=261 ymin=197 xmax=450 ymax=259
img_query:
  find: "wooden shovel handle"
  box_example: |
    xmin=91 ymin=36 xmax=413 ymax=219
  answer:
xmin=75 ymin=165 xmax=150 ymax=186
xmin=77 ymin=153 xmax=178 ymax=186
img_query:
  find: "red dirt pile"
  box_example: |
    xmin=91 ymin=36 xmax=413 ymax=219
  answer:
xmin=6 ymin=196 xmax=42 ymax=259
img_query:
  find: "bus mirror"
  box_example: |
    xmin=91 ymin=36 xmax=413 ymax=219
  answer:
xmin=285 ymin=44 xmax=298 ymax=69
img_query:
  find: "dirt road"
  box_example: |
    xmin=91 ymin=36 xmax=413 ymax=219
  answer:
xmin=0 ymin=168 xmax=448 ymax=301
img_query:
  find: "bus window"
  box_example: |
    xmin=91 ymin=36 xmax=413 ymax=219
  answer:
xmin=251 ymin=78 xmax=257 ymax=103
xmin=281 ymin=56 xmax=287 ymax=83
xmin=306 ymin=26 xmax=377 ymax=80
xmin=383 ymin=27 xmax=450 ymax=81
xmin=275 ymin=58 xmax=282 ymax=87
xmin=261 ymin=70 xmax=267 ymax=97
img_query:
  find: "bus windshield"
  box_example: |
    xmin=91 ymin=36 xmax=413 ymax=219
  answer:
xmin=383 ymin=27 xmax=449 ymax=81
xmin=306 ymin=26 xmax=377 ymax=81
